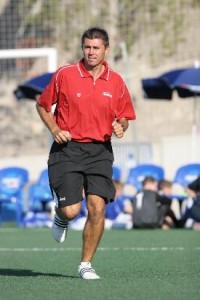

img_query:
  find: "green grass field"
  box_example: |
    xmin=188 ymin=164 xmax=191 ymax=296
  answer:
xmin=0 ymin=228 xmax=199 ymax=300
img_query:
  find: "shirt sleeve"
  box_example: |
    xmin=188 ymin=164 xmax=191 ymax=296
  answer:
xmin=37 ymin=71 xmax=59 ymax=112
xmin=115 ymin=79 xmax=136 ymax=121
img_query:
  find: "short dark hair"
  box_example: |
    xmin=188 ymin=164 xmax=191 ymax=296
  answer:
xmin=142 ymin=176 xmax=157 ymax=187
xmin=158 ymin=179 xmax=172 ymax=190
xmin=81 ymin=27 xmax=109 ymax=48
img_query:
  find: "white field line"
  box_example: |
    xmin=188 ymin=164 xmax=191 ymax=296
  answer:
xmin=0 ymin=228 xmax=50 ymax=232
xmin=0 ymin=247 xmax=200 ymax=252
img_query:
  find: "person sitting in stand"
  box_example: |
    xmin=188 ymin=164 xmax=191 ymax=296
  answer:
xmin=105 ymin=166 xmax=133 ymax=229
xmin=133 ymin=176 xmax=177 ymax=229
xmin=158 ymin=179 xmax=181 ymax=226
xmin=181 ymin=176 xmax=200 ymax=230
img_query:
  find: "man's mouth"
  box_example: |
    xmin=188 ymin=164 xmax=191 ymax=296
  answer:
xmin=88 ymin=57 xmax=96 ymax=61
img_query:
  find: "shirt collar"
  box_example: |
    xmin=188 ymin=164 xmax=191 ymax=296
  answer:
xmin=78 ymin=58 xmax=109 ymax=80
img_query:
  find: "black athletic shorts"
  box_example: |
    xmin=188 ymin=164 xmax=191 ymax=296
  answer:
xmin=48 ymin=140 xmax=116 ymax=208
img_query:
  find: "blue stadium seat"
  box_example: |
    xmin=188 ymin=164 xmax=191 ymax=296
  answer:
xmin=0 ymin=167 xmax=29 ymax=227
xmin=112 ymin=166 xmax=121 ymax=181
xmin=173 ymin=163 xmax=200 ymax=188
xmin=29 ymin=169 xmax=52 ymax=212
xmin=126 ymin=164 xmax=165 ymax=191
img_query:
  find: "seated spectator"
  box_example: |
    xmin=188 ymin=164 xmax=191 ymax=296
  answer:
xmin=105 ymin=178 xmax=133 ymax=230
xmin=133 ymin=176 xmax=177 ymax=229
xmin=158 ymin=179 xmax=181 ymax=222
xmin=181 ymin=176 xmax=200 ymax=230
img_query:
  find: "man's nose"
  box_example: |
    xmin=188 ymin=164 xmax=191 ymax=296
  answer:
xmin=89 ymin=48 xmax=94 ymax=54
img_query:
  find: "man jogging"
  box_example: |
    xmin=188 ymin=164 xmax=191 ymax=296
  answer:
xmin=36 ymin=27 xmax=136 ymax=279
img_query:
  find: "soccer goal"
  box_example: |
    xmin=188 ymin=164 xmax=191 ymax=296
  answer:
xmin=0 ymin=47 xmax=58 ymax=156
xmin=0 ymin=47 xmax=57 ymax=103
xmin=0 ymin=47 xmax=57 ymax=73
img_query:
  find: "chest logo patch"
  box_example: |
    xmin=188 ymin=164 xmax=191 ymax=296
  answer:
xmin=103 ymin=91 xmax=112 ymax=98
xmin=77 ymin=93 xmax=81 ymax=98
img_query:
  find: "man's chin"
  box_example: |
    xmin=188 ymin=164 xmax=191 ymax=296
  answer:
xmin=85 ymin=62 xmax=98 ymax=69
xmin=87 ymin=60 xmax=97 ymax=66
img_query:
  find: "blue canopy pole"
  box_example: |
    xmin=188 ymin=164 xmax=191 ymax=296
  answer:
xmin=191 ymin=96 xmax=198 ymax=162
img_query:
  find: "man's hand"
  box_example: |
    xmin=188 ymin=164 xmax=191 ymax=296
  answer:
xmin=52 ymin=129 xmax=72 ymax=144
xmin=112 ymin=121 xmax=124 ymax=138
xmin=36 ymin=104 xmax=72 ymax=144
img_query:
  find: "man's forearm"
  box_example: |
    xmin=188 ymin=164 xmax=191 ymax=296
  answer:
xmin=36 ymin=103 xmax=60 ymax=135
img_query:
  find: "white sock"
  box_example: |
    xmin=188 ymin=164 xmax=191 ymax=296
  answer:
xmin=80 ymin=262 xmax=91 ymax=268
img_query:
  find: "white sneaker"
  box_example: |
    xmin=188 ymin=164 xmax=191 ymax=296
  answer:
xmin=78 ymin=263 xmax=100 ymax=280
xmin=51 ymin=215 xmax=68 ymax=243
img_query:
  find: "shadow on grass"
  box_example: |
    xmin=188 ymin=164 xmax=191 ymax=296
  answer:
xmin=0 ymin=268 xmax=78 ymax=279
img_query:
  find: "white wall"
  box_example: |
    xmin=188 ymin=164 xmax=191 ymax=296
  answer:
xmin=152 ymin=134 xmax=200 ymax=180
xmin=0 ymin=154 xmax=48 ymax=182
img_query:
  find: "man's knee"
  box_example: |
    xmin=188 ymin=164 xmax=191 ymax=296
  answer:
xmin=87 ymin=195 xmax=105 ymax=218
xmin=56 ymin=202 xmax=82 ymax=220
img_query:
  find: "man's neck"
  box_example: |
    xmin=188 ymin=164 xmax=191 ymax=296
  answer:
xmin=84 ymin=62 xmax=105 ymax=81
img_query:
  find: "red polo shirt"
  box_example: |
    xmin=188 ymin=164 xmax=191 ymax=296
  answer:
xmin=37 ymin=59 xmax=136 ymax=142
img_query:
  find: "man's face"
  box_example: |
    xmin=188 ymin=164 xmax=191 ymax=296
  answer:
xmin=82 ymin=38 xmax=109 ymax=69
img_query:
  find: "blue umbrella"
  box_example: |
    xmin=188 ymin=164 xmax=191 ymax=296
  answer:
xmin=141 ymin=77 xmax=173 ymax=100
xmin=14 ymin=72 xmax=54 ymax=100
xmin=161 ymin=67 xmax=200 ymax=97
xmin=141 ymin=66 xmax=200 ymax=161
xmin=142 ymin=67 xmax=200 ymax=100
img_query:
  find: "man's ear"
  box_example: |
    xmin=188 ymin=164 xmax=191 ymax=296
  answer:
xmin=105 ymin=46 xmax=110 ymax=55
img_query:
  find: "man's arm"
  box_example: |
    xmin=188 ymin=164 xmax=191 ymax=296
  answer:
xmin=36 ymin=103 xmax=72 ymax=144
